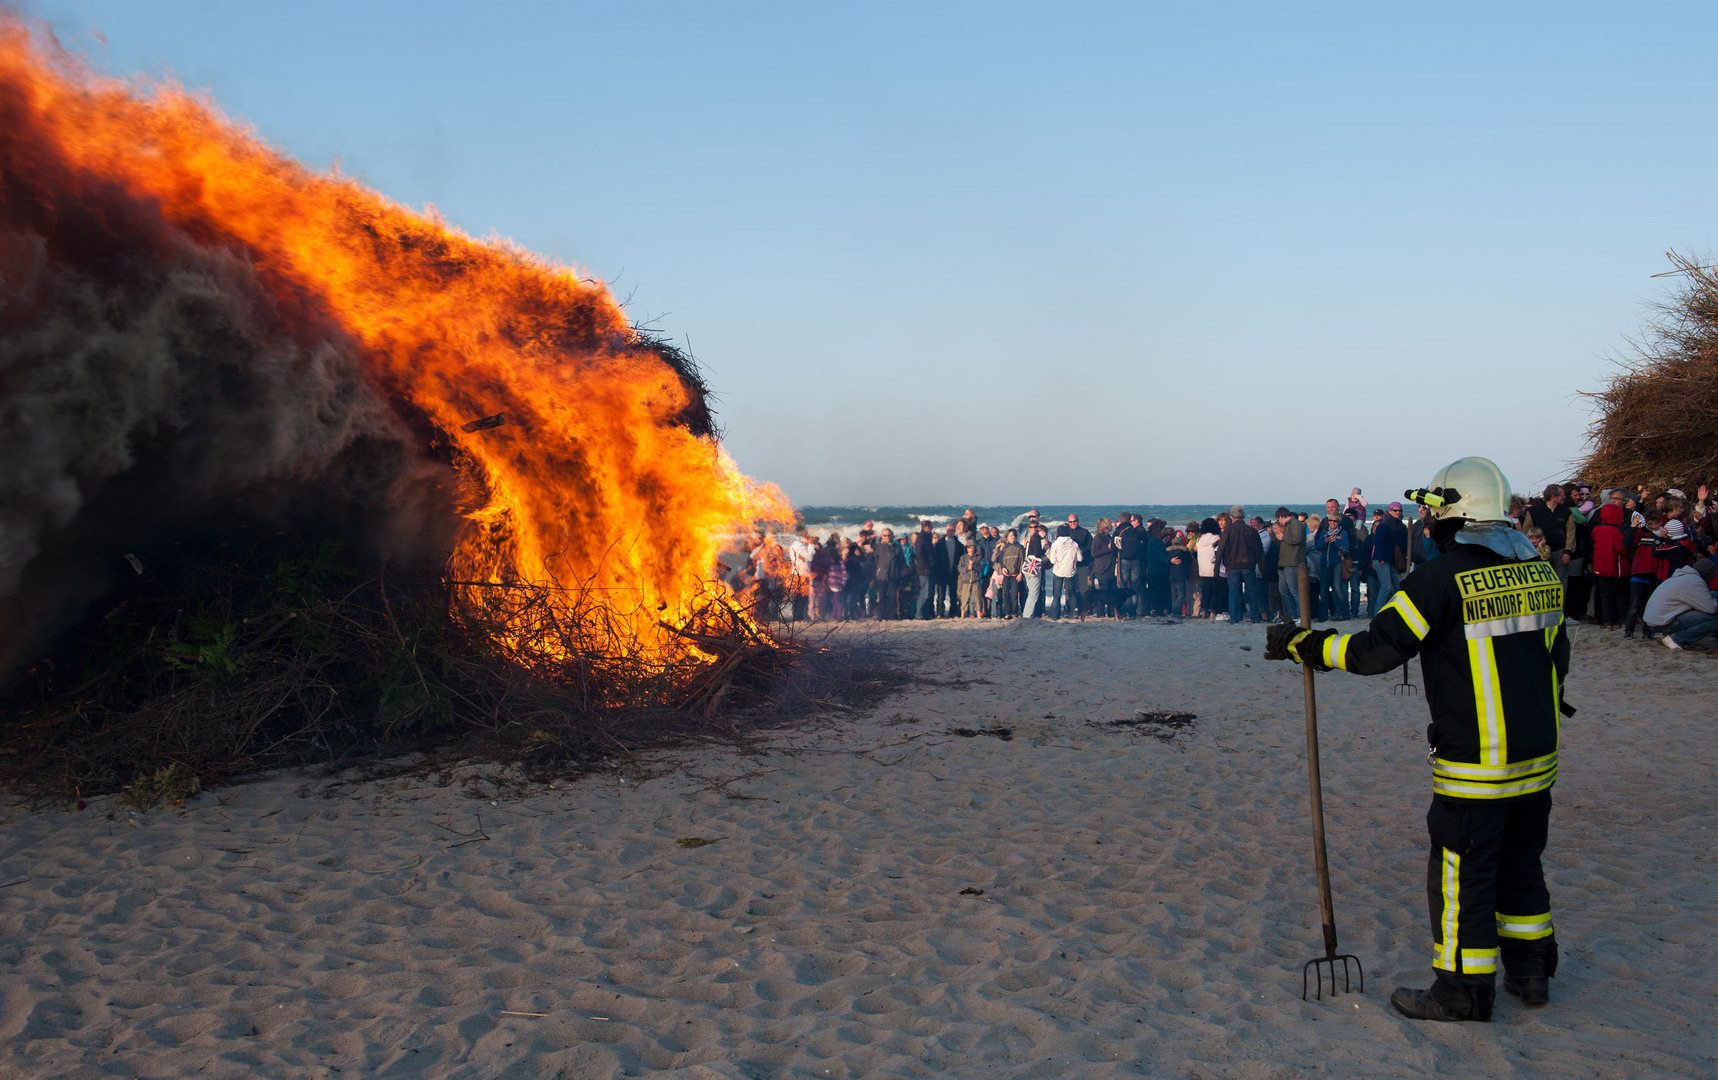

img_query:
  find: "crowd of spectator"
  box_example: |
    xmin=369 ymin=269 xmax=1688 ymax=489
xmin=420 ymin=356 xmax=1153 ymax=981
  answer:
xmin=726 ymin=483 xmax=1718 ymax=649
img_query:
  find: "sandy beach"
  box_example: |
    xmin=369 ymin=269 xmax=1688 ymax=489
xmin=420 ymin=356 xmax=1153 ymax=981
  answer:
xmin=2 ymin=618 xmax=1714 ymax=1079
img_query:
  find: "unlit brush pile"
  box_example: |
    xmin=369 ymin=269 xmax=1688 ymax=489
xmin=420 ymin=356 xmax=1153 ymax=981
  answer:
xmin=0 ymin=533 xmax=905 ymax=804
xmin=1582 ymin=251 xmax=1718 ymax=489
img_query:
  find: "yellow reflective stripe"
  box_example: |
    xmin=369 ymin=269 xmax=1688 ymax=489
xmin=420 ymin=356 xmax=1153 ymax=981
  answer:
xmin=1497 ymin=912 xmax=1554 ymax=940
xmin=1460 ymin=948 xmax=1499 ymax=973
xmin=1466 ymin=638 xmax=1506 ymax=766
xmin=1382 ymin=591 xmax=1430 ymax=640
xmin=1433 ymin=849 xmax=1461 ymax=972
xmin=1431 ymin=768 xmax=1557 ymax=800
xmin=1321 ymin=634 xmax=1352 ymax=671
xmin=1431 ymin=750 xmax=1557 ymax=780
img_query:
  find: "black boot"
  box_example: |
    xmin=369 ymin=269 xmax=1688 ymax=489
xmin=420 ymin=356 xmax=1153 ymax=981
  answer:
xmin=1389 ymin=985 xmax=1490 ymax=1023
xmin=1504 ymin=974 xmax=1550 ymax=1007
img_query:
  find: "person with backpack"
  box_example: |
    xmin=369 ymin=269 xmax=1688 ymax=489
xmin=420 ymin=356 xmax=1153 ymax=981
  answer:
xmin=1369 ymin=501 xmax=1411 ymax=616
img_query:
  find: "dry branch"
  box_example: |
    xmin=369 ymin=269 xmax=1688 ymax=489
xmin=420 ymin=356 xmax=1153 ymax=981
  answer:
xmin=0 ymin=535 xmax=909 ymax=804
xmin=1581 ymin=251 xmax=1718 ymax=490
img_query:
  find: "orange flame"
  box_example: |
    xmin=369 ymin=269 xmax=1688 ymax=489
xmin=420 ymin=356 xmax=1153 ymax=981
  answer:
xmin=0 ymin=20 xmax=790 ymax=656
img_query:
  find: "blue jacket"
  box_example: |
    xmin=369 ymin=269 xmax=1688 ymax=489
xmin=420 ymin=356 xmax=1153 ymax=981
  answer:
xmin=1167 ymin=544 xmax=1191 ymax=582
xmin=1372 ymin=516 xmax=1408 ymax=567
xmin=1312 ymin=523 xmax=1350 ymax=566
xmin=1145 ymin=533 xmax=1170 ymax=575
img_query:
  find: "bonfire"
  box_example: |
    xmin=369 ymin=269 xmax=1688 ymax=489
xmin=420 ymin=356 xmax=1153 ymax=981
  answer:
xmin=0 ymin=19 xmax=895 ymax=802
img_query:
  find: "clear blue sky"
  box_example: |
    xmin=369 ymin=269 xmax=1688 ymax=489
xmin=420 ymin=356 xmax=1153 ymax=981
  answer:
xmin=30 ymin=1 xmax=1718 ymax=506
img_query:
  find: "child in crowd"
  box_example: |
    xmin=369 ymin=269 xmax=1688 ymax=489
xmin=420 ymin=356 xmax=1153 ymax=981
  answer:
xmin=1526 ymin=527 xmax=1550 ymax=561
xmin=1625 ymin=511 xmax=1666 ymax=639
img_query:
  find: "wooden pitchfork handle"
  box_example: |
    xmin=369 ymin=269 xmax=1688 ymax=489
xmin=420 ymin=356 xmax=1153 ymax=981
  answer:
xmin=1295 ymin=562 xmax=1364 ymax=998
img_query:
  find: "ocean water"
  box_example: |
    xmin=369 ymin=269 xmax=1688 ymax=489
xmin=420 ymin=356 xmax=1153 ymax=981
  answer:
xmin=795 ymin=504 xmax=1335 ymax=538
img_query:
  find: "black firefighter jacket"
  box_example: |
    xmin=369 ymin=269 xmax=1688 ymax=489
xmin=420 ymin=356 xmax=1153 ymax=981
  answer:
xmin=1310 ymin=544 xmax=1571 ymax=802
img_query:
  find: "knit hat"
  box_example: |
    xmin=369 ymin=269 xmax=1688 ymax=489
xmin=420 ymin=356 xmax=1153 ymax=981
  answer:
xmin=1664 ymin=519 xmax=1688 ymax=539
xmin=1696 ymin=558 xmax=1716 ymax=580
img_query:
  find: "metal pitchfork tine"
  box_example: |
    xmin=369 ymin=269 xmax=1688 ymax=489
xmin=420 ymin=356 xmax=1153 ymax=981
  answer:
xmin=1305 ymin=949 xmax=1364 ymax=1001
xmin=1291 ymin=564 xmax=1365 ymax=1000
xmin=1393 ymin=658 xmax=1419 ymax=696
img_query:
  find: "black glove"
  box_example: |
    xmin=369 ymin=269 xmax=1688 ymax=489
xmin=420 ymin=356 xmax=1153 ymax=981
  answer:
xmin=1264 ymin=623 xmax=1302 ymax=660
xmin=1264 ymin=625 xmax=1334 ymax=668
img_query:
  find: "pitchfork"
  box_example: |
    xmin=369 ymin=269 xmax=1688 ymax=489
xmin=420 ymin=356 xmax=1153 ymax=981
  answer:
xmin=1393 ymin=659 xmax=1419 ymax=696
xmin=1290 ymin=564 xmax=1365 ymax=1000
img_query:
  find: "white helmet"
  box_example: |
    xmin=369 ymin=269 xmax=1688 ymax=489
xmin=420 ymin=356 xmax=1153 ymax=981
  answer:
xmin=1405 ymin=456 xmax=1512 ymax=523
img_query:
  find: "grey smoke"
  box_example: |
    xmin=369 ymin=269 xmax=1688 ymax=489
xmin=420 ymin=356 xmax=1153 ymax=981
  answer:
xmin=0 ymin=227 xmax=458 ymax=678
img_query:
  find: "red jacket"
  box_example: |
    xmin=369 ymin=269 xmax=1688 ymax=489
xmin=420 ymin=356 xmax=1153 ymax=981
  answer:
xmin=1664 ymin=537 xmax=1698 ymax=579
xmin=1590 ymin=504 xmax=1631 ymax=578
xmin=1628 ymin=530 xmax=1656 ymax=578
xmin=1630 ymin=532 xmax=1696 ymax=580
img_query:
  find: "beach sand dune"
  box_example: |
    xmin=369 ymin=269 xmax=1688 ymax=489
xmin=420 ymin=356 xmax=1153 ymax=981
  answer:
xmin=2 ymin=620 xmax=1714 ymax=1078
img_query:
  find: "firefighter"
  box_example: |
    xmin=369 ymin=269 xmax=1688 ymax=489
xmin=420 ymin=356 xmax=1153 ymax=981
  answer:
xmin=1266 ymin=456 xmax=1572 ymax=1022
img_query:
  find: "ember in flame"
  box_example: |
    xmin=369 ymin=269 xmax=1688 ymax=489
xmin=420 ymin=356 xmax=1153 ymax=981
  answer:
xmin=0 ymin=18 xmax=789 ymax=665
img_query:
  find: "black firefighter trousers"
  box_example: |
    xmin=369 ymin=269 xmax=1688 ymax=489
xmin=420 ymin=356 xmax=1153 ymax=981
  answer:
xmin=1425 ymin=790 xmax=1558 ymax=1019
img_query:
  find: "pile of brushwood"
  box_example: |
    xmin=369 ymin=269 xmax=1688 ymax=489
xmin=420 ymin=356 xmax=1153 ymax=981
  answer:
xmin=0 ymin=531 xmax=907 ymax=807
xmin=1583 ymin=251 xmax=1718 ymax=489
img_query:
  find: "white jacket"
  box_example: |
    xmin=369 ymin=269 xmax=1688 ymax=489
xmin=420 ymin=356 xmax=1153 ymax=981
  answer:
xmin=1644 ymin=566 xmax=1718 ymax=626
xmin=1048 ymin=535 xmax=1082 ymax=577
xmin=1195 ymin=534 xmax=1220 ymax=576
xmin=788 ymin=538 xmax=817 ymax=578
